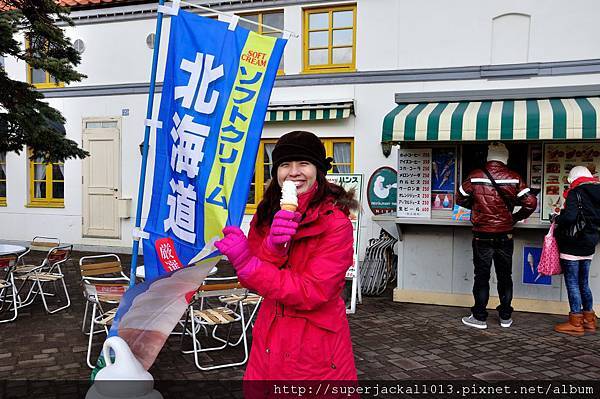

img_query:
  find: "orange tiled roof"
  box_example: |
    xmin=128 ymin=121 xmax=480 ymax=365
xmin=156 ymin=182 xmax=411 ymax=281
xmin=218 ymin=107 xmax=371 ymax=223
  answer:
xmin=58 ymin=0 xmax=147 ymax=8
xmin=59 ymin=0 xmax=113 ymax=6
xmin=0 ymin=0 xmax=146 ymax=11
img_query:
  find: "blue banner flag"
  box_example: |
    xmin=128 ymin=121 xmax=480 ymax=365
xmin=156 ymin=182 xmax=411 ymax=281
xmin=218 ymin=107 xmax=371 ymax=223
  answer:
xmin=145 ymin=11 xmax=285 ymax=277
xmin=94 ymin=10 xmax=286 ymax=373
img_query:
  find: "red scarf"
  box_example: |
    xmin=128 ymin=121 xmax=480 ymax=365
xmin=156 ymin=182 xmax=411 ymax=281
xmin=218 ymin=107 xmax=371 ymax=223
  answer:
xmin=563 ymin=176 xmax=599 ymax=200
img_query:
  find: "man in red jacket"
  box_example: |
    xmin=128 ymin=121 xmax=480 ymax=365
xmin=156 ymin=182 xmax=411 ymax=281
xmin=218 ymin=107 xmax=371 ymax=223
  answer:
xmin=456 ymin=142 xmax=537 ymax=329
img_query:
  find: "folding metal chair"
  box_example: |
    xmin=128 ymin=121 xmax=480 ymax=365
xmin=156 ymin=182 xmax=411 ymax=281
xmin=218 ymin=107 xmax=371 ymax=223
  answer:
xmin=180 ymin=277 xmax=249 ymax=371
xmin=0 ymin=254 xmax=19 ymax=323
xmin=218 ymin=291 xmax=262 ymax=346
xmin=360 ymin=231 xmax=397 ymax=296
xmin=79 ymin=254 xmax=129 ymax=369
xmin=14 ymin=244 xmax=72 ymax=314
xmin=15 ymin=236 xmax=61 ymax=272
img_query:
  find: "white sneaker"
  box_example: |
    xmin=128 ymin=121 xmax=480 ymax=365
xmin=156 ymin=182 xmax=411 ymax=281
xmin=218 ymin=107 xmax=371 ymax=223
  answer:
xmin=500 ymin=318 xmax=513 ymax=328
xmin=461 ymin=314 xmax=487 ymax=329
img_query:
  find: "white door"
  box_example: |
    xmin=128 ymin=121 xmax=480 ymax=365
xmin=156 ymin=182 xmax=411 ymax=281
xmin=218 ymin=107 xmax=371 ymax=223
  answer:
xmin=82 ymin=118 xmax=121 ymax=238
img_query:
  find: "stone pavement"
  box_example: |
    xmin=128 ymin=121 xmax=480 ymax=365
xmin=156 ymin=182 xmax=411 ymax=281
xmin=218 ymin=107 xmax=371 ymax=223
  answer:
xmin=2 ymin=249 xmax=600 ymax=384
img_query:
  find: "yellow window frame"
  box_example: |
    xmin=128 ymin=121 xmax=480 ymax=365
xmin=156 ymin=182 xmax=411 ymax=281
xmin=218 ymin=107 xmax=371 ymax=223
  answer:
xmin=303 ymin=4 xmax=357 ymax=74
xmin=25 ymin=37 xmax=64 ymax=89
xmin=245 ymin=137 xmax=354 ymax=214
xmin=28 ymin=152 xmax=64 ymax=208
xmin=0 ymin=153 xmax=6 ymax=206
xmin=324 ymin=138 xmax=354 ymax=173
xmin=239 ymin=10 xmax=285 ymax=75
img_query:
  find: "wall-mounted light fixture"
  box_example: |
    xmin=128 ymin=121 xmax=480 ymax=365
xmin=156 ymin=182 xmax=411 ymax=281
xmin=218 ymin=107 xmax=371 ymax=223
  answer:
xmin=146 ymin=33 xmax=155 ymax=49
xmin=74 ymin=39 xmax=85 ymax=54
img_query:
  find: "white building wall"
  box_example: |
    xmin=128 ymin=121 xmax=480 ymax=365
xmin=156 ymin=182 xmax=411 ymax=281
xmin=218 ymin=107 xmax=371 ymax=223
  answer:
xmin=1 ymin=0 xmax=600 ymax=256
xmin=63 ymin=18 xmax=169 ymax=86
xmin=491 ymin=14 xmax=531 ymax=64
xmin=358 ymin=0 xmax=600 ymax=70
xmin=0 ymin=93 xmax=159 ymax=247
xmin=6 ymin=1 xmax=600 ymax=82
xmin=282 ymin=5 xmax=303 ymax=75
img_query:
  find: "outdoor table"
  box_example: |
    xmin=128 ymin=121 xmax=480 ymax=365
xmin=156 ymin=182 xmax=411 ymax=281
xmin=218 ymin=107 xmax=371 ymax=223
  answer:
xmin=0 ymin=244 xmax=27 ymax=256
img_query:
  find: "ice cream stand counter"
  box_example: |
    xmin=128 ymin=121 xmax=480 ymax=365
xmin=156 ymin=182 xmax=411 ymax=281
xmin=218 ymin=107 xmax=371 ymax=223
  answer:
xmin=375 ymin=88 xmax=600 ymax=315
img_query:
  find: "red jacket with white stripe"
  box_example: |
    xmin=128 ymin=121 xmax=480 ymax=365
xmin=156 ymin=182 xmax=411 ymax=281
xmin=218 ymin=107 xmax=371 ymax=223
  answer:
xmin=456 ymin=161 xmax=537 ymax=234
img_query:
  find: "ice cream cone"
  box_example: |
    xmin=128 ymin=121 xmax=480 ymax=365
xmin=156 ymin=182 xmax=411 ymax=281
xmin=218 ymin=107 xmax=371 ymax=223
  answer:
xmin=280 ymin=181 xmax=298 ymax=212
xmin=281 ymin=203 xmax=297 ymax=212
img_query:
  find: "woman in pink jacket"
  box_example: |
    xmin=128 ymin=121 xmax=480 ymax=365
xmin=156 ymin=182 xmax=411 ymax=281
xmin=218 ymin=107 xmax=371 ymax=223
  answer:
xmin=215 ymin=131 xmax=358 ymax=383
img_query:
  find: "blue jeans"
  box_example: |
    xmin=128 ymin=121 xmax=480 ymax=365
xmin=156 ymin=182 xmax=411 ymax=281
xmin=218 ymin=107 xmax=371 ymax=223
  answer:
xmin=561 ymin=259 xmax=594 ymax=313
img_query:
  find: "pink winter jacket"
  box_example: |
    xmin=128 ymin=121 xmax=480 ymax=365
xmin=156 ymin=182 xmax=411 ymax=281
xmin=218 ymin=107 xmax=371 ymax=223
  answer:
xmin=239 ymin=197 xmax=357 ymax=382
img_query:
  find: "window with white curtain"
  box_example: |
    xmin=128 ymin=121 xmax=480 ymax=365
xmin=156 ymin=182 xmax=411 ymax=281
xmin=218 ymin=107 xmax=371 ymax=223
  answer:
xmin=29 ymin=152 xmax=64 ymax=207
xmin=262 ymin=143 xmax=276 ymax=192
xmin=332 ymin=142 xmax=351 ymax=173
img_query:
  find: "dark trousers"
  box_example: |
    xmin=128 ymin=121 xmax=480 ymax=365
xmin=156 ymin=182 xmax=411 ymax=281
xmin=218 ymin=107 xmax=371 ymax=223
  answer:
xmin=471 ymin=234 xmax=514 ymax=321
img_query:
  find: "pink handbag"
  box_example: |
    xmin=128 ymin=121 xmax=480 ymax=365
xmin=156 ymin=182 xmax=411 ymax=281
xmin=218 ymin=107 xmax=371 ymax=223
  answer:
xmin=537 ymin=222 xmax=562 ymax=276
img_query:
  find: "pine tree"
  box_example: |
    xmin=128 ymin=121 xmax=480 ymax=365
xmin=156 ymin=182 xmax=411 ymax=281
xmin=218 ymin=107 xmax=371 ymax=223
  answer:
xmin=0 ymin=0 xmax=88 ymax=163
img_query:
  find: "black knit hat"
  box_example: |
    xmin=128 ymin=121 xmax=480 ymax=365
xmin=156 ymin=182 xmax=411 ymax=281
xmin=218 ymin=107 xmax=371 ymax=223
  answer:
xmin=271 ymin=131 xmax=333 ymax=177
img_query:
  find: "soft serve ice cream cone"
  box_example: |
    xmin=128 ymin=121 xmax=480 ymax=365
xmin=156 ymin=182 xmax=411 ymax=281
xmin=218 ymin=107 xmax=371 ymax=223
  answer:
xmin=280 ymin=180 xmax=298 ymax=212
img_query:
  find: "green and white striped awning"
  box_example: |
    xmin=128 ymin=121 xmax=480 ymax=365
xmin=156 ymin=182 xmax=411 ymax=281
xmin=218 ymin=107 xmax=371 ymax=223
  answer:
xmin=381 ymin=96 xmax=600 ymax=155
xmin=266 ymin=100 xmax=354 ymax=122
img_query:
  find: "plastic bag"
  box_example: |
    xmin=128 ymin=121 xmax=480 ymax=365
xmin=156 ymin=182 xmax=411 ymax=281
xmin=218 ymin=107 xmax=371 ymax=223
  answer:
xmin=537 ymin=222 xmax=562 ymax=276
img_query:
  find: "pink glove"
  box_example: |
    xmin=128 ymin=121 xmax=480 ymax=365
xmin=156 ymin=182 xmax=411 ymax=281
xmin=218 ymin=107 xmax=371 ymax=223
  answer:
xmin=215 ymin=226 xmax=258 ymax=279
xmin=265 ymin=210 xmax=302 ymax=256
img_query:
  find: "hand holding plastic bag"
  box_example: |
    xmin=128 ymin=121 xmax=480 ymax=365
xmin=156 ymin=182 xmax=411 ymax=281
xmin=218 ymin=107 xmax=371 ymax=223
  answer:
xmin=215 ymin=226 xmax=258 ymax=279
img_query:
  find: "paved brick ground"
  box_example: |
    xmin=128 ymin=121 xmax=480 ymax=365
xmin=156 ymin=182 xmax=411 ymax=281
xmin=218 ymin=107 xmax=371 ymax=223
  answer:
xmin=2 ymin=249 xmax=600 ymax=385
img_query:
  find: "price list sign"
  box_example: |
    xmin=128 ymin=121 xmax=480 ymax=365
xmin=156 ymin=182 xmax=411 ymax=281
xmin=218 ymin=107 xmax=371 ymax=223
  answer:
xmin=397 ymin=149 xmax=432 ymax=218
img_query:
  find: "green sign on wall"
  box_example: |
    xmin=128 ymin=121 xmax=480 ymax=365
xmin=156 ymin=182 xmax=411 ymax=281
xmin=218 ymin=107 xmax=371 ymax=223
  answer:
xmin=367 ymin=166 xmax=397 ymax=215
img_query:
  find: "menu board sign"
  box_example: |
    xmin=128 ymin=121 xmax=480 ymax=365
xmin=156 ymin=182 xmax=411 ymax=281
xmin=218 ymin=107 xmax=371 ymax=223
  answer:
xmin=542 ymin=143 xmax=600 ymax=219
xmin=397 ymin=148 xmax=432 ymax=218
